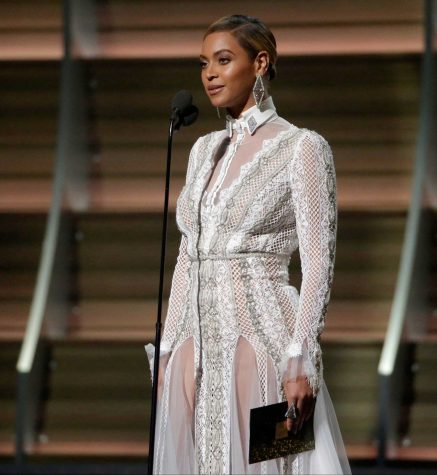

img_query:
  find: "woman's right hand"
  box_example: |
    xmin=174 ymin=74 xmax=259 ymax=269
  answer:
xmin=283 ymin=375 xmax=315 ymax=433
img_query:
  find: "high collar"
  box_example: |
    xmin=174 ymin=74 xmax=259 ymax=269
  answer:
xmin=225 ymin=96 xmax=277 ymax=138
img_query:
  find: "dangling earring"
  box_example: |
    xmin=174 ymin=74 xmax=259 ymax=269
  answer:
xmin=216 ymin=107 xmax=221 ymax=119
xmin=252 ymin=74 xmax=265 ymax=108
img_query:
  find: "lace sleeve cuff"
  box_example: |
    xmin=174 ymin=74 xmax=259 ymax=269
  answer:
xmin=279 ymin=341 xmax=319 ymax=394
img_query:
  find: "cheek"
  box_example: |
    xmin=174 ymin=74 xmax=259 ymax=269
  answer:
xmin=228 ymin=65 xmax=254 ymax=92
xmin=200 ymin=70 xmax=208 ymax=87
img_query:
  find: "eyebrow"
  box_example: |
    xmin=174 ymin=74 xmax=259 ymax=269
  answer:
xmin=199 ymin=49 xmax=235 ymax=60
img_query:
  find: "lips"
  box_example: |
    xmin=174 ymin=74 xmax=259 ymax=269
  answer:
xmin=208 ymin=85 xmax=224 ymax=95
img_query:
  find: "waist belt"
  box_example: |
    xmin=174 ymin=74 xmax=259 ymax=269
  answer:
xmin=188 ymin=252 xmax=289 ymax=262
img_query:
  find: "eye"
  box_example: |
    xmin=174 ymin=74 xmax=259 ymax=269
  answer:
xmin=219 ymin=57 xmax=230 ymax=65
xmin=199 ymin=60 xmax=208 ymax=69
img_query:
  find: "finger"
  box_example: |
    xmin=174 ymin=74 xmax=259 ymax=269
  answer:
xmin=297 ymin=410 xmax=305 ymax=431
xmin=301 ymin=396 xmax=314 ymax=429
xmin=300 ymin=397 xmax=312 ymax=430
xmin=294 ymin=398 xmax=305 ymax=433
xmin=285 ymin=417 xmax=293 ymax=432
xmin=305 ymin=398 xmax=316 ymax=421
xmin=285 ymin=399 xmax=297 ymax=432
xmin=298 ymin=398 xmax=314 ymax=430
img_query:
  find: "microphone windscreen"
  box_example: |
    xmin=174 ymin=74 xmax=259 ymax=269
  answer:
xmin=182 ymin=105 xmax=199 ymax=127
xmin=171 ymin=90 xmax=193 ymax=115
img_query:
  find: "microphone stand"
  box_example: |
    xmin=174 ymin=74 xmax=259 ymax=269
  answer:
xmin=147 ymin=116 xmax=175 ymax=475
xmin=147 ymin=90 xmax=198 ymax=474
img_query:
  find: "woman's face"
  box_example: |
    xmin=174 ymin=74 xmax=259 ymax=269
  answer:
xmin=200 ymin=32 xmax=265 ymax=118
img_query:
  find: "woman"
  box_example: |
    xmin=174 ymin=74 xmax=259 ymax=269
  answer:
xmin=147 ymin=14 xmax=351 ymax=475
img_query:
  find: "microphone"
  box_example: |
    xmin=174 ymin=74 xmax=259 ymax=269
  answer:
xmin=148 ymin=91 xmax=198 ymax=474
xmin=170 ymin=90 xmax=199 ymax=130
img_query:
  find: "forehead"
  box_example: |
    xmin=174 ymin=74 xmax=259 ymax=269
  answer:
xmin=201 ymin=31 xmax=247 ymax=57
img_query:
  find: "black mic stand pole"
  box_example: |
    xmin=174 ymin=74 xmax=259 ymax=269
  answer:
xmin=147 ymin=115 xmax=176 ymax=475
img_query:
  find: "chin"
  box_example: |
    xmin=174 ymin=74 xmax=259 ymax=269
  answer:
xmin=209 ymin=98 xmax=226 ymax=109
xmin=207 ymin=93 xmax=230 ymax=110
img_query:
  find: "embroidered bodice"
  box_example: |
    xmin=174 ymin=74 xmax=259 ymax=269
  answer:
xmin=145 ymin=94 xmax=349 ymax=475
xmin=161 ymin=96 xmax=337 ymax=394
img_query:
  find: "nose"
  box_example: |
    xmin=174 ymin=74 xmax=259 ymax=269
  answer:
xmin=205 ymin=63 xmax=218 ymax=81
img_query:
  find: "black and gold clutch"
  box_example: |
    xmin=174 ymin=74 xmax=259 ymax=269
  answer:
xmin=249 ymin=401 xmax=315 ymax=464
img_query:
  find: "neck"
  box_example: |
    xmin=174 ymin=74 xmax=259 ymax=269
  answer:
xmin=226 ymin=92 xmax=270 ymax=119
xmin=225 ymin=96 xmax=277 ymax=137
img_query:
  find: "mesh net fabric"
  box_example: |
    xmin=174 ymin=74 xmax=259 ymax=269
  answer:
xmin=160 ymin=234 xmax=191 ymax=350
xmin=202 ymin=117 xmax=290 ymax=207
xmin=199 ymin=116 xmax=336 ymax=394
xmin=282 ymin=132 xmax=337 ymax=393
xmin=145 ymin=100 xmax=349 ymax=474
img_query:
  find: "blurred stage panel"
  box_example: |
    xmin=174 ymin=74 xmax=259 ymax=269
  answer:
xmin=3 ymin=1 xmax=437 ymax=473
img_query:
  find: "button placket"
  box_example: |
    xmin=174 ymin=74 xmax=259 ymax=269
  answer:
xmin=205 ymin=126 xmax=245 ymax=208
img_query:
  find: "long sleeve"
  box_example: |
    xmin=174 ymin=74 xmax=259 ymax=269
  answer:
xmin=280 ymin=130 xmax=337 ymax=394
xmin=160 ymin=136 xmax=202 ymax=350
xmin=160 ymin=234 xmax=190 ymax=352
xmin=145 ymin=235 xmax=190 ymax=383
xmin=145 ymin=138 xmax=200 ymax=377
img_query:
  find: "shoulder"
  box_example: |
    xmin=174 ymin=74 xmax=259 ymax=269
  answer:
xmin=294 ymin=126 xmax=331 ymax=149
xmin=268 ymin=118 xmax=330 ymax=151
xmin=290 ymin=126 xmax=334 ymax=164
xmin=185 ymin=129 xmax=226 ymax=181
xmin=188 ymin=129 xmax=226 ymax=155
xmin=188 ymin=129 xmax=227 ymax=157
xmin=287 ymin=126 xmax=335 ymax=181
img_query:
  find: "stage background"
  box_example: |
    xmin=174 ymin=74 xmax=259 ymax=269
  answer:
xmin=0 ymin=1 xmax=436 ymax=473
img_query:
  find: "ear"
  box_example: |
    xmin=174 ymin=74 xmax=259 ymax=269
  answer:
xmin=254 ymin=51 xmax=269 ymax=77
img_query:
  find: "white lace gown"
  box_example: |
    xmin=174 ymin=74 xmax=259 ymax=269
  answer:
xmin=146 ymin=97 xmax=352 ymax=474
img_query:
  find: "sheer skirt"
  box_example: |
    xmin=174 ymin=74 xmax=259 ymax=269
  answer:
xmin=149 ymin=102 xmax=351 ymax=474
xmin=147 ymin=336 xmax=351 ymax=474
